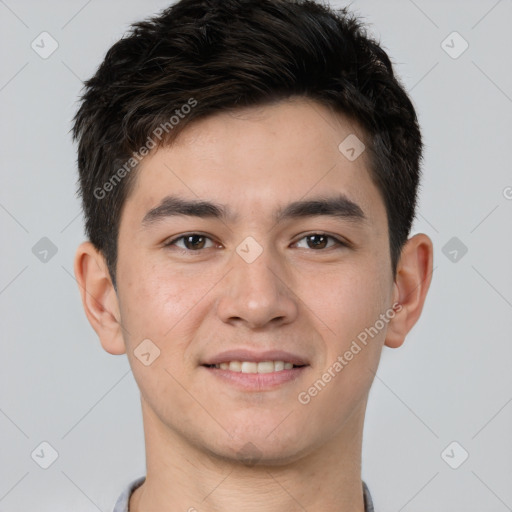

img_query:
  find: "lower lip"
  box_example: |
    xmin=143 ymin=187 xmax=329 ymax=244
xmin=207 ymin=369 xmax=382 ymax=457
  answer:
xmin=202 ymin=365 xmax=308 ymax=391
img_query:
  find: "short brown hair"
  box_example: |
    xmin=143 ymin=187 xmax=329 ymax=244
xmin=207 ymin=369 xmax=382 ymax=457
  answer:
xmin=72 ymin=0 xmax=423 ymax=289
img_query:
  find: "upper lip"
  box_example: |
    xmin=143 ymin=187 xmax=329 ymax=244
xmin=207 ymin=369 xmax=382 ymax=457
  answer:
xmin=202 ymin=349 xmax=309 ymax=366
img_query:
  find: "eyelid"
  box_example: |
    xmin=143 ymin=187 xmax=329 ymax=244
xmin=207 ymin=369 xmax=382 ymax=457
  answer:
xmin=163 ymin=232 xmax=350 ymax=252
xmin=162 ymin=232 xmax=219 ymax=250
xmin=292 ymin=232 xmax=350 ymax=249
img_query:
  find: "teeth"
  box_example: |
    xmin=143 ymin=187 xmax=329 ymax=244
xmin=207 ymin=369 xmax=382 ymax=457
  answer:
xmin=255 ymin=361 xmax=274 ymax=373
xmin=241 ymin=361 xmax=258 ymax=373
xmin=274 ymin=361 xmax=285 ymax=371
xmin=229 ymin=361 xmax=241 ymax=372
xmin=212 ymin=361 xmax=297 ymax=373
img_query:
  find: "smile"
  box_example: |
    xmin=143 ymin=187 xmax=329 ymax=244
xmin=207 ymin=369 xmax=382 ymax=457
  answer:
xmin=204 ymin=361 xmax=304 ymax=373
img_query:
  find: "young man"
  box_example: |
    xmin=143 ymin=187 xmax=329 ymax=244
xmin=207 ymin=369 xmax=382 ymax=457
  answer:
xmin=72 ymin=0 xmax=433 ymax=510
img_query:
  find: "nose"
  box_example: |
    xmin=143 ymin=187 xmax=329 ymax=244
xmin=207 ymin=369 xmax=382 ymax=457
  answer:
xmin=215 ymin=245 xmax=299 ymax=329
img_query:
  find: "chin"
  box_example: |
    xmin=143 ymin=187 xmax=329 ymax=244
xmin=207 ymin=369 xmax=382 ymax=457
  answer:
xmin=209 ymin=442 xmax=308 ymax=468
xmin=205 ymin=424 xmax=311 ymax=467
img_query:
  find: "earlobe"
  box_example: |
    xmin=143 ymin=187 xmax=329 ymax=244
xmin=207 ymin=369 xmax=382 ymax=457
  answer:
xmin=73 ymin=241 xmax=126 ymax=355
xmin=384 ymin=233 xmax=434 ymax=349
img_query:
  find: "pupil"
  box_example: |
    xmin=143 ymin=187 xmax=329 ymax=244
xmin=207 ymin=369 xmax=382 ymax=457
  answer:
xmin=186 ymin=235 xmax=204 ymax=249
xmin=309 ymin=235 xmax=326 ymax=249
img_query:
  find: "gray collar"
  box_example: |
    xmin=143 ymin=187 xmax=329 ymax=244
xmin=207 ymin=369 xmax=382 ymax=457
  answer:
xmin=113 ymin=476 xmax=375 ymax=511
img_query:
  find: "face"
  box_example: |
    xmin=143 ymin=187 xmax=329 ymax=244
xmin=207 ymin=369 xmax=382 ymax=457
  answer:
xmin=114 ymin=98 xmax=397 ymax=464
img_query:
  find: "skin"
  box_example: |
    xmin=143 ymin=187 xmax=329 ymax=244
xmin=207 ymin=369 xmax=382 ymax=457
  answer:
xmin=75 ymin=97 xmax=433 ymax=511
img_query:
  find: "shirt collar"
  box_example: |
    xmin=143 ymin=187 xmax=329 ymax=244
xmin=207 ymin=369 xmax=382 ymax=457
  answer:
xmin=113 ymin=476 xmax=375 ymax=511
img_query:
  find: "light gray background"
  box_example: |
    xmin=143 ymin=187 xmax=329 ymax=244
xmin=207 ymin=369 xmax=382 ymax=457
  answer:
xmin=1 ymin=0 xmax=511 ymax=510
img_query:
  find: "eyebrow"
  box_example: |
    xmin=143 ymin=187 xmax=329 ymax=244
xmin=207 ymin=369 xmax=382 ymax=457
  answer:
xmin=141 ymin=193 xmax=367 ymax=227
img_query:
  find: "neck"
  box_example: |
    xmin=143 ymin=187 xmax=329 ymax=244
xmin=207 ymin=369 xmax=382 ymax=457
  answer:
xmin=130 ymin=398 xmax=368 ymax=512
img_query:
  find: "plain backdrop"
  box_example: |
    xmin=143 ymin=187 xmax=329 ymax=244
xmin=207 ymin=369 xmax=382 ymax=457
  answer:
xmin=1 ymin=0 xmax=511 ymax=510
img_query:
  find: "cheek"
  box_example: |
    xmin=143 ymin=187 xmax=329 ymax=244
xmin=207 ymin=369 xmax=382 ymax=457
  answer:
xmin=116 ymin=258 xmax=174 ymax=338
xmin=298 ymin=266 xmax=387 ymax=422
xmin=119 ymin=258 xmax=221 ymax=348
xmin=304 ymin=262 xmax=389 ymax=345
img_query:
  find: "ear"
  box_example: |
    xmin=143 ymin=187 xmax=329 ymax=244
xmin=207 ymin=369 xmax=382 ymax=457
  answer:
xmin=385 ymin=233 xmax=434 ymax=349
xmin=73 ymin=241 xmax=126 ymax=355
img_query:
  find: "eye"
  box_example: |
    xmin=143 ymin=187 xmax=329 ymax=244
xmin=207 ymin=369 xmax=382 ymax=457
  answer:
xmin=293 ymin=233 xmax=346 ymax=250
xmin=163 ymin=232 xmax=348 ymax=253
xmin=163 ymin=233 xmax=217 ymax=252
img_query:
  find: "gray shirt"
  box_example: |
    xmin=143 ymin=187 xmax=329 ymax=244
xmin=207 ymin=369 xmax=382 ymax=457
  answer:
xmin=112 ymin=476 xmax=375 ymax=511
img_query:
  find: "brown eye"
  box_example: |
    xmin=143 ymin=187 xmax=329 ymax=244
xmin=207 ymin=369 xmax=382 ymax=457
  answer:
xmin=164 ymin=234 xmax=215 ymax=251
xmin=306 ymin=234 xmax=328 ymax=249
xmin=182 ymin=234 xmax=207 ymax=250
xmin=294 ymin=233 xmax=344 ymax=250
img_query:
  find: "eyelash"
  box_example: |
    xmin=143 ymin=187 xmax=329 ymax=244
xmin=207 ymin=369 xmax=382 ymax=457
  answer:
xmin=162 ymin=232 xmax=348 ymax=254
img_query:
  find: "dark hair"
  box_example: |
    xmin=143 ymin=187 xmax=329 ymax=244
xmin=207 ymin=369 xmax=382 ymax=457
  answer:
xmin=72 ymin=0 xmax=423 ymax=289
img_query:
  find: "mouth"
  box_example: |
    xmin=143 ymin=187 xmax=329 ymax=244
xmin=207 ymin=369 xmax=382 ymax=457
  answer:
xmin=200 ymin=350 xmax=310 ymax=391
xmin=203 ymin=361 xmax=307 ymax=373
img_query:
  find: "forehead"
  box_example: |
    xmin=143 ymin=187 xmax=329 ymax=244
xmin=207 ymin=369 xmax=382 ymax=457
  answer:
xmin=123 ymin=98 xmax=385 ymax=229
